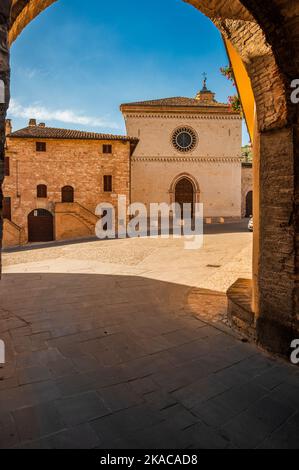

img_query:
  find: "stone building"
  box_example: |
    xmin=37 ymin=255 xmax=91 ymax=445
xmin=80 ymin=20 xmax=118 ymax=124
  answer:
xmin=121 ymin=83 xmax=243 ymax=221
xmin=3 ymin=119 xmax=138 ymax=246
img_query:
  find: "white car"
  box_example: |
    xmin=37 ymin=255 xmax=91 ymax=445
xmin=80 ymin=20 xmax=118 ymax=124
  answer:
xmin=248 ymin=217 xmax=253 ymax=232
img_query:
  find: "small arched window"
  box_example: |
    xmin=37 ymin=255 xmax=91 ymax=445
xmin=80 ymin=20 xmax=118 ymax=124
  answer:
xmin=62 ymin=186 xmax=74 ymax=203
xmin=37 ymin=184 xmax=47 ymax=198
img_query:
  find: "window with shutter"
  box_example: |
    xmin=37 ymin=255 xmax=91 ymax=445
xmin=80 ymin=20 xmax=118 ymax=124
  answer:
xmin=103 ymin=144 xmax=112 ymax=154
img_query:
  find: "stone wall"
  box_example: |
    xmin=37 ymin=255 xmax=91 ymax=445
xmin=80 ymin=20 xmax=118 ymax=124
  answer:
xmin=124 ymin=110 xmax=242 ymax=219
xmin=131 ymin=159 xmax=242 ymax=219
xmin=2 ymin=218 xmax=23 ymax=247
xmin=229 ymin=1 xmax=299 ymax=354
xmin=55 ymin=202 xmax=99 ymax=241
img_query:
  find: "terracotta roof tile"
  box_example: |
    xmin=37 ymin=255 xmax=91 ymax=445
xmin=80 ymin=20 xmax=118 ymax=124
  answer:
xmin=121 ymin=96 xmax=230 ymax=108
xmin=8 ymin=125 xmax=139 ymax=142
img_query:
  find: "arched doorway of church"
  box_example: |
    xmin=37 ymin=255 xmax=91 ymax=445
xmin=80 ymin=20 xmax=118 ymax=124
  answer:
xmin=175 ymin=178 xmax=194 ymax=219
xmin=246 ymin=191 xmax=253 ymax=218
xmin=28 ymin=209 xmax=54 ymax=243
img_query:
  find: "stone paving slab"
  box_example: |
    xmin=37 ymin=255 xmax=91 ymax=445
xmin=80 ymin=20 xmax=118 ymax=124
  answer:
xmin=0 ymin=271 xmax=297 ymax=449
xmin=0 ymin=233 xmax=298 ymax=449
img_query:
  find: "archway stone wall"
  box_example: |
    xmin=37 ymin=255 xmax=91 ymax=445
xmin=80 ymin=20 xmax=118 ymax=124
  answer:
xmin=169 ymin=173 xmax=201 ymax=206
xmin=1 ymin=0 xmax=298 ymax=356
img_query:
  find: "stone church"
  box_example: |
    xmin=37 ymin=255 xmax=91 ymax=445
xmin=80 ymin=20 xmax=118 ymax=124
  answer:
xmin=121 ymin=82 xmax=243 ymax=221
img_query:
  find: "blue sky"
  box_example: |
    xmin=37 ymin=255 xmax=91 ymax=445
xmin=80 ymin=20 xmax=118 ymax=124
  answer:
xmin=9 ymin=0 xmax=249 ymax=144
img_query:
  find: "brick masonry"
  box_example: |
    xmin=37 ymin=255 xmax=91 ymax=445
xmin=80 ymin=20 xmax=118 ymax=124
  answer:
xmin=3 ymin=130 xmax=132 ymax=244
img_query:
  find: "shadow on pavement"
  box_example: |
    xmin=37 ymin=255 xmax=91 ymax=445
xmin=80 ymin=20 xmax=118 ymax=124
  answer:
xmin=0 ymin=272 xmax=297 ymax=449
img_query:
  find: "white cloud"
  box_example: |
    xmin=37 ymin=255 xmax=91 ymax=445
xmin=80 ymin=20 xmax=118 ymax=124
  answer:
xmin=8 ymin=98 xmax=120 ymax=130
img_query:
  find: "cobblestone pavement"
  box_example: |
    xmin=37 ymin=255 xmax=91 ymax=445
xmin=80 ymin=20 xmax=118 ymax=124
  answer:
xmin=0 ymin=227 xmax=298 ymax=449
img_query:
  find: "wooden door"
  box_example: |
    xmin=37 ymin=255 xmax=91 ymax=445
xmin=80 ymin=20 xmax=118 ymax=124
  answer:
xmin=175 ymin=178 xmax=194 ymax=218
xmin=28 ymin=209 xmax=54 ymax=243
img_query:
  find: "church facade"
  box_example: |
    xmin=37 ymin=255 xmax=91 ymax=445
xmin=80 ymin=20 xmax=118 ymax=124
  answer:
xmin=121 ymin=83 xmax=242 ymax=221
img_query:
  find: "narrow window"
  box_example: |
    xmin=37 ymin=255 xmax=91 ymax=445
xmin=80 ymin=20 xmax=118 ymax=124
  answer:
xmin=2 ymin=197 xmax=11 ymax=221
xmin=62 ymin=186 xmax=74 ymax=203
xmin=36 ymin=142 xmax=47 ymax=152
xmin=103 ymin=144 xmax=112 ymax=154
xmin=4 ymin=157 xmax=9 ymax=176
xmin=37 ymin=184 xmax=47 ymax=198
xmin=104 ymin=175 xmax=113 ymax=192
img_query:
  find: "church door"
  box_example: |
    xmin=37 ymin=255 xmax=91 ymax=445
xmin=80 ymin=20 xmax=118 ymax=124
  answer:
xmin=175 ymin=178 xmax=194 ymax=219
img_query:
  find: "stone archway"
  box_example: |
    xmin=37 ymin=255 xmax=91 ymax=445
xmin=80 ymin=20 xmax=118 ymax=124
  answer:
xmin=176 ymin=178 xmax=195 ymax=219
xmin=169 ymin=173 xmax=201 ymax=207
xmin=1 ymin=0 xmax=298 ymax=356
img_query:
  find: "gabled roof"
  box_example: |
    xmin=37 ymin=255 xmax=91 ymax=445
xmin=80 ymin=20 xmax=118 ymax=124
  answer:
xmin=121 ymin=96 xmax=230 ymax=109
xmin=8 ymin=125 xmax=139 ymax=143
